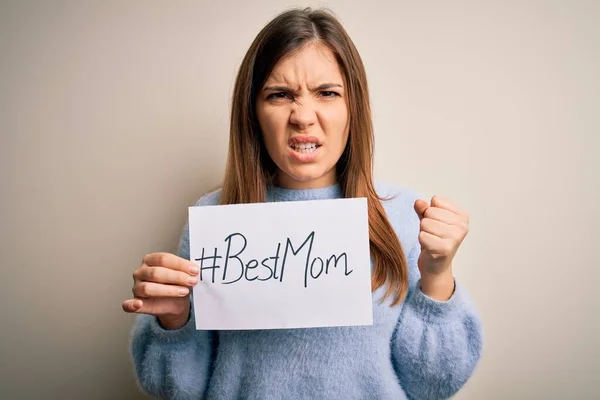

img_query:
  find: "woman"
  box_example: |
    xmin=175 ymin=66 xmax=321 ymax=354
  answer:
xmin=122 ymin=7 xmax=483 ymax=400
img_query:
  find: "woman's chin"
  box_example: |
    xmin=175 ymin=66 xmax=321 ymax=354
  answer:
xmin=278 ymin=165 xmax=335 ymax=188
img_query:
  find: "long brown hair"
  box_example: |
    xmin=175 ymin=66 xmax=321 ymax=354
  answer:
xmin=220 ymin=7 xmax=409 ymax=305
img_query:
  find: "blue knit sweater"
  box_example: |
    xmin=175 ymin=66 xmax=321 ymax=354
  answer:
xmin=129 ymin=182 xmax=483 ymax=400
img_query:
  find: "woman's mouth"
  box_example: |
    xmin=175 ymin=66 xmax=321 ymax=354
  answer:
xmin=290 ymin=143 xmax=320 ymax=154
xmin=288 ymin=137 xmax=322 ymax=162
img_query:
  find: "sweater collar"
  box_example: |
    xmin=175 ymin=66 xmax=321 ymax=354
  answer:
xmin=266 ymin=183 xmax=343 ymax=202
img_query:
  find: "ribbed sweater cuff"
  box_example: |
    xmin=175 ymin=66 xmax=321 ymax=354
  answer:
xmin=148 ymin=304 xmax=196 ymax=343
xmin=408 ymin=278 xmax=468 ymax=325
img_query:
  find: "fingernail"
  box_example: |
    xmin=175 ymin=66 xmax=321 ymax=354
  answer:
xmin=179 ymin=288 xmax=189 ymax=296
xmin=188 ymin=276 xmax=198 ymax=285
xmin=132 ymin=301 xmax=141 ymax=311
xmin=189 ymin=264 xmax=199 ymax=274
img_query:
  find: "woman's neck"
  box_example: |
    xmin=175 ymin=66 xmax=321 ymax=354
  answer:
xmin=274 ymin=171 xmax=338 ymax=190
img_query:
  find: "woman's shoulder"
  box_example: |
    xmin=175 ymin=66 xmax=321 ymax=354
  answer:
xmin=374 ymin=180 xmax=422 ymax=244
xmin=193 ymin=187 xmax=223 ymax=207
xmin=375 ymin=180 xmax=422 ymax=210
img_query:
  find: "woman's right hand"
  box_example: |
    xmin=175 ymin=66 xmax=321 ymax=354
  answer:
xmin=122 ymin=252 xmax=200 ymax=330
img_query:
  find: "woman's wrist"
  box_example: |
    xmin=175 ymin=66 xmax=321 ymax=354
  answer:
xmin=158 ymin=309 xmax=191 ymax=330
xmin=419 ymin=267 xmax=455 ymax=301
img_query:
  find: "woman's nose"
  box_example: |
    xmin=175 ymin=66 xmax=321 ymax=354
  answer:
xmin=289 ymin=99 xmax=317 ymax=129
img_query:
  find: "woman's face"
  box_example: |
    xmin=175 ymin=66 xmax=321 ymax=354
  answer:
xmin=256 ymin=43 xmax=349 ymax=189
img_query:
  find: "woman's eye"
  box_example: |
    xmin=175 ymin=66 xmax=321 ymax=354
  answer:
xmin=267 ymin=92 xmax=291 ymax=100
xmin=320 ymin=91 xmax=339 ymax=98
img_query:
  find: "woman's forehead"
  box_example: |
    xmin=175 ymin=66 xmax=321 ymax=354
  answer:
xmin=264 ymin=44 xmax=343 ymax=88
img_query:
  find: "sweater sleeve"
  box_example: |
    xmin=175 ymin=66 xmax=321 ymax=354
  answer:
xmin=392 ymin=244 xmax=484 ymax=400
xmin=129 ymin=192 xmax=220 ymax=399
xmin=129 ymin=305 xmax=214 ymax=399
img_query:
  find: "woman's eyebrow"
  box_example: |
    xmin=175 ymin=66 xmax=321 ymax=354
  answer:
xmin=263 ymin=83 xmax=343 ymax=92
xmin=263 ymin=85 xmax=295 ymax=92
xmin=311 ymin=83 xmax=343 ymax=91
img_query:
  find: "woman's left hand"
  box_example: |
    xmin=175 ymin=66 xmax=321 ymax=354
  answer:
xmin=414 ymin=196 xmax=469 ymax=277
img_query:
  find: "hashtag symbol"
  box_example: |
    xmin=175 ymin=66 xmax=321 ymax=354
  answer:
xmin=195 ymin=247 xmax=222 ymax=283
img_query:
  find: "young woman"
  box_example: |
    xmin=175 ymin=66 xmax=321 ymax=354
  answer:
xmin=122 ymin=8 xmax=483 ymax=400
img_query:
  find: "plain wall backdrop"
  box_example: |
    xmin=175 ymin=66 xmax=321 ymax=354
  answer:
xmin=1 ymin=0 xmax=598 ymax=399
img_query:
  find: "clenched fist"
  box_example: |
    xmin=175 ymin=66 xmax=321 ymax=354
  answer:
xmin=414 ymin=196 xmax=469 ymax=300
xmin=414 ymin=195 xmax=469 ymax=274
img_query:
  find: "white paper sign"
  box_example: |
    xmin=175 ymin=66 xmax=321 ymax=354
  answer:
xmin=188 ymin=197 xmax=373 ymax=330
